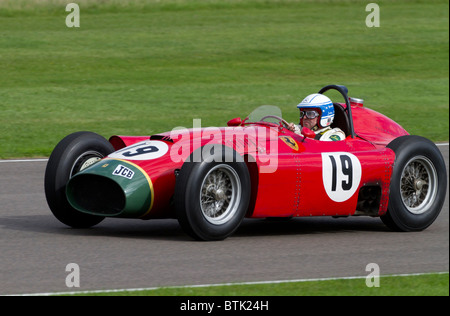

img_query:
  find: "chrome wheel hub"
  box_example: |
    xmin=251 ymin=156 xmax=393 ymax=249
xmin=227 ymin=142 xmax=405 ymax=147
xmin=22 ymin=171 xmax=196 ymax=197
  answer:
xmin=400 ymin=156 xmax=438 ymax=215
xmin=70 ymin=151 xmax=103 ymax=177
xmin=200 ymin=164 xmax=241 ymax=225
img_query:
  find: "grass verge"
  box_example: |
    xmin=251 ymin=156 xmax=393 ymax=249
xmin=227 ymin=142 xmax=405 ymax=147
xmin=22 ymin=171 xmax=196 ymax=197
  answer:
xmin=0 ymin=0 xmax=448 ymax=158
xmin=62 ymin=272 xmax=449 ymax=296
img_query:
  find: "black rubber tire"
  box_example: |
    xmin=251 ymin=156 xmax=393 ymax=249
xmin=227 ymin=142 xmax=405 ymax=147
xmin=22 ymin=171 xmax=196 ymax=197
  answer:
xmin=175 ymin=145 xmax=251 ymax=241
xmin=381 ymin=135 xmax=447 ymax=231
xmin=44 ymin=131 xmax=114 ymax=228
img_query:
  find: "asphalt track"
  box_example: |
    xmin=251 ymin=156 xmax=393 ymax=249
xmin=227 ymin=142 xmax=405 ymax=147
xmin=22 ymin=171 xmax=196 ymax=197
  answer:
xmin=0 ymin=145 xmax=448 ymax=295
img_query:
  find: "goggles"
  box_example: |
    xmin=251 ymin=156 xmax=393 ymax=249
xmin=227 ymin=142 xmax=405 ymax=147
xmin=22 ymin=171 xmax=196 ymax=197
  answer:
xmin=299 ymin=110 xmax=319 ymax=119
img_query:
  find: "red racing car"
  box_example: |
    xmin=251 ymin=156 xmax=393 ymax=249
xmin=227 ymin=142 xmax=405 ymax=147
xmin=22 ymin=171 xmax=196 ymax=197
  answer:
xmin=45 ymin=85 xmax=447 ymax=240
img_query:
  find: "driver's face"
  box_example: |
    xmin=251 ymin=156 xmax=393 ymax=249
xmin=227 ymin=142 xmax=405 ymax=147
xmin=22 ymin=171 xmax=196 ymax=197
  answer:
xmin=301 ymin=116 xmax=318 ymax=130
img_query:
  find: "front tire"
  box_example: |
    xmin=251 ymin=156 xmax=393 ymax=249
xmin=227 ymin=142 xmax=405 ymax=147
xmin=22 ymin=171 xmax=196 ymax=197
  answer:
xmin=45 ymin=131 xmax=114 ymax=228
xmin=175 ymin=145 xmax=251 ymax=241
xmin=381 ymin=136 xmax=447 ymax=231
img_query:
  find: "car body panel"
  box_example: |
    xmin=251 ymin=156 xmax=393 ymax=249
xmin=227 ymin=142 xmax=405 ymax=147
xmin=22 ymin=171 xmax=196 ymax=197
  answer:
xmin=351 ymin=104 xmax=409 ymax=146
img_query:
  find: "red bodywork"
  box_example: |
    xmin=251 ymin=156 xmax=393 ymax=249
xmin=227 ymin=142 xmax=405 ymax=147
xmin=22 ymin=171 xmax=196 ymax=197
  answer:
xmin=107 ymin=103 xmax=408 ymax=220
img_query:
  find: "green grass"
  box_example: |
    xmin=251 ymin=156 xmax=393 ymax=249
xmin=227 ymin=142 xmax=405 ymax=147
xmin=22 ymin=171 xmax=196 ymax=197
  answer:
xmin=0 ymin=0 xmax=448 ymax=158
xmin=64 ymin=273 xmax=448 ymax=296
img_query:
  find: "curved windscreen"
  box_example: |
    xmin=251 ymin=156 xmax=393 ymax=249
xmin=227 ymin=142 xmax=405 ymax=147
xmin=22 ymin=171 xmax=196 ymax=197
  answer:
xmin=245 ymin=105 xmax=284 ymax=124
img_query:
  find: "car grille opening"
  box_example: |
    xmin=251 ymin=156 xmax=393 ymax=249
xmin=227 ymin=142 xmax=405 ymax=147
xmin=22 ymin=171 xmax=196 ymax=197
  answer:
xmin=68 ymin=174 xmax=126 ymax=216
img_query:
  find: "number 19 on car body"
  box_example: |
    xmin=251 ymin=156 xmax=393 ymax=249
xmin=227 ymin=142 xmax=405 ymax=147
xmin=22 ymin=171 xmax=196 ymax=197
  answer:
xmin=322 ymin=152 xmax=362 ymax=203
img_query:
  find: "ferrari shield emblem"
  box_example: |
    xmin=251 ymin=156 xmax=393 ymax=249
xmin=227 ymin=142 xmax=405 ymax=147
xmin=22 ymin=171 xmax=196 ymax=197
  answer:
xmin=280 ymin=136 xmax=299 ymax=151
xmin=330 ymin=134 xmax=341 ymax=141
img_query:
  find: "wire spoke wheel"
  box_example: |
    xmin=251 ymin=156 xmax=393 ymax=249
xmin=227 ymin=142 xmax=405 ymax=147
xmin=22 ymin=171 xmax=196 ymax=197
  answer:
xmin=200 ymin=164 xmax=241 ymax=225
xmin=400 ymin=156 xmax=437 ymax=215
xmin=70 ymin=151 xmax=104 ymax=177
xmin=175 ymin=145 xmax=251 ymax=240
xmin=383 ymin=135 xmax=446 ymax=232
xmin=44 ymin=132 xmax=114 ymax=228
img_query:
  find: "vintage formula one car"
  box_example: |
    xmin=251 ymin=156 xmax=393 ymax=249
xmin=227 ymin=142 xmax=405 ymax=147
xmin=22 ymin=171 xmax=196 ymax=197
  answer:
xmin=45 ymin=85 xmax=447 ymax=240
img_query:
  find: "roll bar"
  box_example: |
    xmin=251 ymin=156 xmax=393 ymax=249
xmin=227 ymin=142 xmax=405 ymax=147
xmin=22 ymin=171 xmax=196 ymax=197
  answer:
xmin=318 ymin=84 xmax=356 ymax=139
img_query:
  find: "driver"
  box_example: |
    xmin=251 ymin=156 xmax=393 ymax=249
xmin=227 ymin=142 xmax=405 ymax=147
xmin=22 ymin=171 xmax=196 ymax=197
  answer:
xmin=287 ymin=93 xmax=345 ymax=141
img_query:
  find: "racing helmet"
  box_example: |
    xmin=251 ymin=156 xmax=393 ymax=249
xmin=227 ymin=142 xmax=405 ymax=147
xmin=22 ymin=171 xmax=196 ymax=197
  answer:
xmin=297 ymin=93 xmax=334 ymax=128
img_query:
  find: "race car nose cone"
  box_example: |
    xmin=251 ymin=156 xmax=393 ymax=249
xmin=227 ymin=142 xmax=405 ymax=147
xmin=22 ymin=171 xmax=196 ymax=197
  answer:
xmin=66 ymin=159 xmax=153 ymax=218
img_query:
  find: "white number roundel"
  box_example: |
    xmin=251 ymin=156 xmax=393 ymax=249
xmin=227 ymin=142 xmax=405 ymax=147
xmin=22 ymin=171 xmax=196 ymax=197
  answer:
xmin=109 ymin=140 xmax=169 ymax=160
xmin=321 ymin=152 xmax=362 ymax=202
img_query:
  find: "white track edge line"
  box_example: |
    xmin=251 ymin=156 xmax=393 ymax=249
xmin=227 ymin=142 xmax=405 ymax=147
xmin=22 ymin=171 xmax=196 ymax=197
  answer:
xmin=5 ymin=271 xmax=449 ymax=296
xmin=0 ymin=158 xmax=48 ymax=163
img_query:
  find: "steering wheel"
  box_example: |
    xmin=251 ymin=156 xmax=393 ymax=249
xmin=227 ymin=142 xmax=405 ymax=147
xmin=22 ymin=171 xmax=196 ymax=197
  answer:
xmin=260 ymin=115 xmax=290 ymax=128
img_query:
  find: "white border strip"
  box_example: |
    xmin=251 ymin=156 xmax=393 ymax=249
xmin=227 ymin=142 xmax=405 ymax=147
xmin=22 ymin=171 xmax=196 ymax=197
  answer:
xmin=5 ymin=271 xmax=448 ymax=296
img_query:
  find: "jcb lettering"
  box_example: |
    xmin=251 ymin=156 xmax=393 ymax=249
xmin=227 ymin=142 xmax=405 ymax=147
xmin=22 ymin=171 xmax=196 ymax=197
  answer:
xmin=112 ymin=165 xmax=135 ymax=179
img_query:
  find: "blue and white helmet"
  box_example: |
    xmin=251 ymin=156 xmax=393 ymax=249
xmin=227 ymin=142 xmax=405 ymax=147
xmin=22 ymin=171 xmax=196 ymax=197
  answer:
xmin=297 ymin=93 xmax=334 ymax=128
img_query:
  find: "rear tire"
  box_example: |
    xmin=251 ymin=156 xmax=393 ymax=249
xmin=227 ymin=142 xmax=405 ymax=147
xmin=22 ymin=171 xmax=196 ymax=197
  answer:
xmin=45 ymin=132 xmax=114 ymax=228
xmin=175 ymin=145 xmax=251 ymax=241
xmin=381 ymin=136 xmax=447 ymax=231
